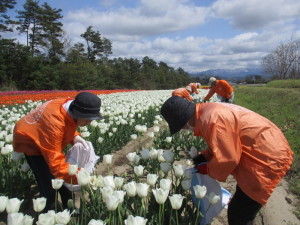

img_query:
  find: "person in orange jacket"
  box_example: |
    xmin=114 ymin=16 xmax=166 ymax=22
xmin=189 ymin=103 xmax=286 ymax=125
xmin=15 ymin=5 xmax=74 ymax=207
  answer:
xmin=13 ymin=92 xmax=103 ymax=212
xmin=161 ymin=96 xmax=293 ymax=225
xmin=188 ymin=82 xmax=201 ymax=95
xmin=172 ymin=86 xmax=194 ymax=102
xmin=204 ymin=77 xmax=234 ymax=103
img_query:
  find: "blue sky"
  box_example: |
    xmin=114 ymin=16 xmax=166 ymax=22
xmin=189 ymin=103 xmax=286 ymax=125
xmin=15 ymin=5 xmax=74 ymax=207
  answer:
xmin=6 ymin=0 xmax=300 ymax=72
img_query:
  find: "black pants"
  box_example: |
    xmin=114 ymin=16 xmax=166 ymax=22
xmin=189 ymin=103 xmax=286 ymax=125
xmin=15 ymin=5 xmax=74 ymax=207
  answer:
xmin=25 ymin=155 xmax=72 ymax=212
xmin=228 ymin=185 xmax=262 ymax=225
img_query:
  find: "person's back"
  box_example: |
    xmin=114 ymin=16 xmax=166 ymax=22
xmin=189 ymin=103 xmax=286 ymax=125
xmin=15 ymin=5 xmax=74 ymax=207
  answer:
xmin=172 ymin=87 xmax=193 ymax=101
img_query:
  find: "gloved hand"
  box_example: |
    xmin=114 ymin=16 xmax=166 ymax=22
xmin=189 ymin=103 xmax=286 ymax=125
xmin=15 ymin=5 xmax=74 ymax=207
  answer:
xmin=196 ymin=163 xmax=208 ymax=174
xmin=203 ymin=100 xmax=207 ymax=103
xmin=74 ymin=135 xmax=89 ymax=149
xmin=193 ymin=154 xmax=207 ymax=166
xmin=224 ymin=98 xmax=229 ymax=102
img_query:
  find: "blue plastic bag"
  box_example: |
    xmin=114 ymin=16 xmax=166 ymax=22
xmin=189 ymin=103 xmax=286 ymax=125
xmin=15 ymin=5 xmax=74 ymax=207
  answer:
xmin=189 ymin=168 xmax=231 ymax=225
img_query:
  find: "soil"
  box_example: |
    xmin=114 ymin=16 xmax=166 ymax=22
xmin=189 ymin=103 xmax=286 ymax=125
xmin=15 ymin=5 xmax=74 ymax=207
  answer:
xmin=96 ymin=128 xmax=300 ymax=225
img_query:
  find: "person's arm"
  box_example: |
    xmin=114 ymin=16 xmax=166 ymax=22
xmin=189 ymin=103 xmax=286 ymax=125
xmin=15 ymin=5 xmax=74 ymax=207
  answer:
xmin=203 ymin=119 xmax=242 ymax=182
xmin=39 ymin=122 xmax=78 ymax=184
xmin=204 ymin=88 xmax=215 ymax=101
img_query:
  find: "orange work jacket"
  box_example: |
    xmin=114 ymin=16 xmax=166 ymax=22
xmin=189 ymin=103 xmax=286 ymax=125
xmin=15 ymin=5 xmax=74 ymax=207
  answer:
xmin=13 ymin=98 xmax=80 ymax=183
xmin=188 ymin=83 xmax=199 ymax=94
xmin=172 ymin=88 xmax=193 ymax=101
xmin=193 ymin=103 xmax=293 ymax=205
xmin=204 ymin=80 xmax=233 ymax=101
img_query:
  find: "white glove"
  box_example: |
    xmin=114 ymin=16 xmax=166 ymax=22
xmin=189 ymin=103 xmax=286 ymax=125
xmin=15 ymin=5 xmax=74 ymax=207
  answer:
xmin=74 ymin=135 xmax=89 ymax=149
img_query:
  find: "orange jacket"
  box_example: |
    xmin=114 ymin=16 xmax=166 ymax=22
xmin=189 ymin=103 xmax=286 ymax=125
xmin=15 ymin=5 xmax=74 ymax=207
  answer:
xmin=188 ymin=83 xmax=199 ymax=94
xmin=204 ymin=80 xmax=233 ymax=101
xmin=172 ymin=88 xmax=193 ymax=101
xmin=193 ymin=103 xmax=293 ymax=205
xmin=13 ymin=98 xmax=80 ymax=183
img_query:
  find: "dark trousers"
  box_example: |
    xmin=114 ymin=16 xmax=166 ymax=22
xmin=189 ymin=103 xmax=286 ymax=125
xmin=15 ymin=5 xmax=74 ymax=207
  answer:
xmin=25 ymin=155 xmax=72 ymax=212
xmin=228 ymin=185 xmax=262 ymax=225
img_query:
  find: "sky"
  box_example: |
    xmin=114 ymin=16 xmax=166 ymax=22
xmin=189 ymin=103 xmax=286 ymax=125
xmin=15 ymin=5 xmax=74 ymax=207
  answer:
xmin=6 ymin=0 xmax=300 ymax=72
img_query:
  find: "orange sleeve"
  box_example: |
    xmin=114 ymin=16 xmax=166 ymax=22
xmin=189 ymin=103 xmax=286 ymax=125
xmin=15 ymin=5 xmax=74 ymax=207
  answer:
xmin=204 ymin=88 xmax=215 ymax=101
xmin=172 ymin=88 xmax=193 ymax=101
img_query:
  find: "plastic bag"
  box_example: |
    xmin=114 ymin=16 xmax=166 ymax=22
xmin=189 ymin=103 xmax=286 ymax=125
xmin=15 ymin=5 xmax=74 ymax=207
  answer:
xmin=189 ymin=168 xmax=231 ymax=225
xmin=64 ymin=141 xmax=99 ymax=191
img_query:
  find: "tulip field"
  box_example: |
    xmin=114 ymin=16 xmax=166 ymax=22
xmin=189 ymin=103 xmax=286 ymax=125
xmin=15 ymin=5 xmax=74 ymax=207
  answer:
xmin=0 ymin=89 xmax=221 ymax=225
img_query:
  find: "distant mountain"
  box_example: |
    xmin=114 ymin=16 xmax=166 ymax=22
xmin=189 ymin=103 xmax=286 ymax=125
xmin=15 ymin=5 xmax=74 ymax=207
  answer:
xmin=190 ymin=67 xmax=271 ymax=82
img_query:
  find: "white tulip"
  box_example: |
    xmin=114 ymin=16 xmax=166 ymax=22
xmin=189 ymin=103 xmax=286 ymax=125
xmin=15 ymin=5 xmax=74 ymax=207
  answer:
xmin=193 ymin=185 xmax=207 ymax=199
xmin=152 ymin=188 xmax=169 ymax=204
xmin=140 ymin=149 xmax=150 ymax=160
xmin=123 ymin=181 xmax=137 ymax=197
xmin=55 ymin=209 xmax=71 ymax=224
xmin=208 ymin=192 xmax=220 ymax=205
xmin=97 ymin=137 xmax=104 ymax=143
xmin=153 ymin=126 xmax=160 ymax=133
xmin=1 ymin=144 xmax=13 ymax=155
xmin=21 ymin=162 xmax=30 ymax=172
xmin=126 ymin=152 xmax=137 ymax=163
xmin=88 ymin=219 xmax=106 ymax=225
xmin=134 ymin=165 xmax=144 ymax=177
xmin=103 ymin=154 xmax=113 ymax=165
xmin=103 ymin=175 xmax=115 ymax=189
xmin=136 ymin=183 xmax=149 ymax=198
xmin=114 ymin=177 xmax=124 ymax=189
xmin=0 ymin=196 xmax=8 ymax=212
xmin=169 ymin=194 xmax=184 ymax=210
xmin=149 ymin=148 xmax=158 ymax=159
xmin=160 ymin=162 xmax=171 ymax=173
xmin=68 ymin=164 xmax=78 ymax=176
xmin=124 ymin=215 xmax=148 ymax=225
xmin=100 ymin=186 xmax=114 ymax=202
xmin=52 ymin=179 xmax=64 ymax=190
xmin=6 ymin=198 xmax=23 ymax=214
xmin=146 ymin=174 xmax=158 ymax=187
xmin=23 ymin=214 xmax=34 ymax=225
xmin=165 ymin=136 xmax=172 ymax=143
xmin=37 ymin=210 xmax=55 ymax=225
xmin=11 ymin=151 xmax=23 ymax=161
xmin=33 ymin=197 xmax=47 ymax=213
xmin=105 ymin=195 xmax=120 ymax=211
xmin=113 ymin=190 xmax=126 ymax=203
xmin=130 ymin=134 xmax=137 ymax=140
xmin=147 ymin=132 xmax=154 ymax=138
xmin=162 ymin=150 xmax=174 ymax=163
xmin=7 ymin=213 xmax=24 ymax=225
xmin=76 ymin=168 xmax=90 ymax=186
xmin=173 ymin=164 xmax=185 ymax=177
xmin=160 ymin=178 xmax=172 ymax=191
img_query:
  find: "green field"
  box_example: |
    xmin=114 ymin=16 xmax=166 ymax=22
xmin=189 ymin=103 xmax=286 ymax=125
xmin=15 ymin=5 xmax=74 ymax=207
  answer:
xmin=234 ymin=79 xmax=300 ymax=217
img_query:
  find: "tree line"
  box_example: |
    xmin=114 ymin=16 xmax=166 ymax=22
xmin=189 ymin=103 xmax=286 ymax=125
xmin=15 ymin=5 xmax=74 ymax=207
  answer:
xmin=0 ymin=0 xmax=196 ymax=91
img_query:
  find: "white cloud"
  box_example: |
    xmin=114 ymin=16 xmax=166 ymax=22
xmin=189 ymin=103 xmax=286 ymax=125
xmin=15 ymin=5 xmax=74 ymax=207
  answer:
xmin=211 ymin=0 xmax=300 ymax=30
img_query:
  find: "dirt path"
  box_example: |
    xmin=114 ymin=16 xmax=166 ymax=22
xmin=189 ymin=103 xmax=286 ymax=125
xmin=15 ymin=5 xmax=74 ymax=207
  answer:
xmin=96 ymin=130 xmax=300 ymax=225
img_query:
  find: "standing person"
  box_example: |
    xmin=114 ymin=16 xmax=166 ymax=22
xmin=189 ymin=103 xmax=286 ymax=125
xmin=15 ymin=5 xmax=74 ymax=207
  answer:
xmin=204 ymin=77 xmax=234 ymax=103
xmin=188 ymin=82 xmax=201 ymax=96
xmin=160 ymin=96 xmax=293 ymax=225
xmin=172 ymin=86 xmax=194 ymax=102
xmin=13 ymin=92 xmax=103 ymax=212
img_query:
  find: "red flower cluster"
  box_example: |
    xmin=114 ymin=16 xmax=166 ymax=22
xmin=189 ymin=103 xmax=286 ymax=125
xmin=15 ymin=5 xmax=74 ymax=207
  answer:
xmin=0 ymin=90 xmax=139 ymax=106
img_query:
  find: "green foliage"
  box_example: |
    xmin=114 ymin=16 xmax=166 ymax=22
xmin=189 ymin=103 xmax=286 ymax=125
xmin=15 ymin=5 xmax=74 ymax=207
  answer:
xmin=265 ymin=79 xmax=300 ymax=89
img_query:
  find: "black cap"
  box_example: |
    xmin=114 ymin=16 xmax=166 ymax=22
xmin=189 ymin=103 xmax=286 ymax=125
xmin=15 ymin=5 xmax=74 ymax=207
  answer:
xmin=69 ymin=92 xmax=103 ymax=120
xmin=161 ymin=96 xmax=196 ymax=135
